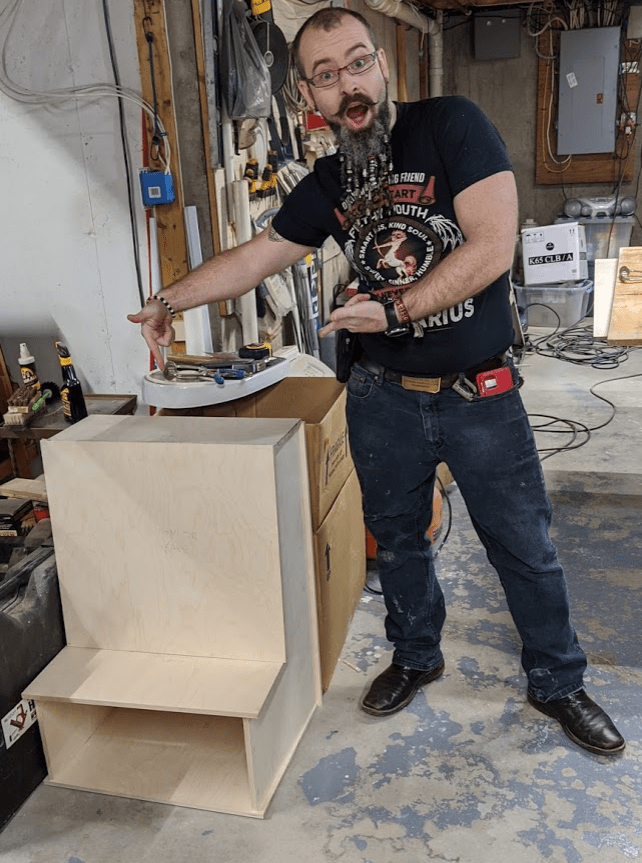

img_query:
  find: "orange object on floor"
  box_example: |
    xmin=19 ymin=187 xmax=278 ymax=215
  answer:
xmin=365 ymin=484 xmax=443 ymax=560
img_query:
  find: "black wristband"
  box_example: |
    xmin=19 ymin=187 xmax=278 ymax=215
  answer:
xmin=382 ymin=299 xmax=399 ymax=329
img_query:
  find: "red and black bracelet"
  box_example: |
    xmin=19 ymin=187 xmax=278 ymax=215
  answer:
xmin=394 ymin=297 xmax=411 ymax=323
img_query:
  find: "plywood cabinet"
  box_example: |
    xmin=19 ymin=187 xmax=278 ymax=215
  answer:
xmin=24 ymin=415 xmax=321 ymax=818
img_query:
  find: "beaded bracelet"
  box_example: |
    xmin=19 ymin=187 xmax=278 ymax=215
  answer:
xmin=394 ymin=297 xmax=411 ymax=323
xmin=146 ymin=294 xmax=177 ymax=318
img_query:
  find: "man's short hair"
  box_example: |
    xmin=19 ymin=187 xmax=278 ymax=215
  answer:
xmin=292 ymin=8 xmax=379 ymax=79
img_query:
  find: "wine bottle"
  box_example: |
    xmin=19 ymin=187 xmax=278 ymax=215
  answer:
xmin=55 ymin=341 xmax=88 ymax=424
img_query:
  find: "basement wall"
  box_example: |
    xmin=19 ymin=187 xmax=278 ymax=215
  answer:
xmin=0 ymin=0 xmax=149 ymax=397
xmin=442 ymin=11 xmax=641 ymax=244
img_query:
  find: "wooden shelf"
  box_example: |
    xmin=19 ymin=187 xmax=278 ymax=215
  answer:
xmin=24 ymin=647 xmax=284 ymax=718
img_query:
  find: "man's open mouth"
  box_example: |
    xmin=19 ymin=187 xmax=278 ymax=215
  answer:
xmin=346 ymin=104 xmax=369 ymax=122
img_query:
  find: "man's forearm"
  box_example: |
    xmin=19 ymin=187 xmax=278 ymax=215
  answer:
xmin=398 ymin=172 xmax=517 ymax=322
xmin=153 ymin=228 xmax=313 ymax=314
xmin=397 ymin=237 xmax=514 ymax=322
xmin=154 ymin=245 xmax=260 ymax=314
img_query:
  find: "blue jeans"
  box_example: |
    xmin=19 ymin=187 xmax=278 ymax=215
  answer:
xmin=346 ymin=359 xmax=587 ymax=702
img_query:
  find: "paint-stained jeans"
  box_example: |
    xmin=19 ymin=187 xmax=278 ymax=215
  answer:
xmin=346 ymin=359 xmax=587 ymax=703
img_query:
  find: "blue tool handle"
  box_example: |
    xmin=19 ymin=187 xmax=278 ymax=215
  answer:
xmin=215 ymin=368 xmax=246 ymax=384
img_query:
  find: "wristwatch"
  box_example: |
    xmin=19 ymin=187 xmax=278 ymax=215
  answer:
xmin=382 ymin=299 xmax=411 ymax=337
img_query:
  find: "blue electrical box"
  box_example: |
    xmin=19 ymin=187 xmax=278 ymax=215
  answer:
xmin=139 ymin=170 xmax=175 ymax=206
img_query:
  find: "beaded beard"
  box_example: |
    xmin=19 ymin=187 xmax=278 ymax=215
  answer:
xmin=330 ymin=92 xmax=394 ymax=237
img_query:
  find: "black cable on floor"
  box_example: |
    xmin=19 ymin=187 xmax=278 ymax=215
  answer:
xmin=520 ymin=304 xmax=642 ymax=461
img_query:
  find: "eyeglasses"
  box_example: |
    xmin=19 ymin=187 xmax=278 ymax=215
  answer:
xmin=306 ymin=52 xmax=377 ymax=89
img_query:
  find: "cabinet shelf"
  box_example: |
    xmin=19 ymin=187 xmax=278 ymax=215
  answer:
xmin=24 ymin=647 xmax=284 ymax=717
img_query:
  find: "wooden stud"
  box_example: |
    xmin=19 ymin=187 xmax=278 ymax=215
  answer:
xmin=132 ymin=0 xmax=189 ymax=286
xmin=190 ymin=0 xmax=222 ymax=257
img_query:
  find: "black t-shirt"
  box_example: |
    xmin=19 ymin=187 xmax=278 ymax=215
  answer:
xmin=272 ymin=96 xmax=515 ymax=374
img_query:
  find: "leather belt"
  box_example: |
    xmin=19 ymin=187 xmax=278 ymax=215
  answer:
xmin=359 ymin=354 xmax=508 ymax=393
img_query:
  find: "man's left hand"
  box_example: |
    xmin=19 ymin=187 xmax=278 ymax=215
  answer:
xmin=319 ymin=293 xmax=387 ymax=337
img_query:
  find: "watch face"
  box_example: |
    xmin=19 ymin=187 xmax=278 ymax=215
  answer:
xmin=386 ymin=325 xmax=411 ymax=338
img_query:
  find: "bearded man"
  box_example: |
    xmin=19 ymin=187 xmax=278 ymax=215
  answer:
xmin=129 ymin=7 xmax=625 ymax=756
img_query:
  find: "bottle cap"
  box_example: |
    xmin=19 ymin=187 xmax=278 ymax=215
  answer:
xmin=19 ymin=343 xmax=35 ymax=364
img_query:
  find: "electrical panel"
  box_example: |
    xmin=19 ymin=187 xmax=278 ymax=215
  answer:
xmin=557 ymin=26 xmax=620 ymax=155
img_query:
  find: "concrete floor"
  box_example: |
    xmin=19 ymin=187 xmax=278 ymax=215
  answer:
xmin=1 ymin=322 xmax=641 ymax=863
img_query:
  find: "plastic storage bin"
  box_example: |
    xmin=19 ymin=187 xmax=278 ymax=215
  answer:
xmin=513 ymin=280 xmax=593 ymax=329
xmin=556 ymin=215 xmax=634 ymax=281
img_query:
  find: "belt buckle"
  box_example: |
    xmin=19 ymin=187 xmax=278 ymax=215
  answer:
xmin=401 ymin=375 xmax=441 ymax=393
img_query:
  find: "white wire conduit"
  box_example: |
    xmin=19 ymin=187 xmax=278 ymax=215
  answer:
xmin=364 ymin=0 xmax=443 ymax=97
xmin=365 ymin=0 xmax=431 ymax=34
xmin=232 ymin=179 xmax=259 ymax=345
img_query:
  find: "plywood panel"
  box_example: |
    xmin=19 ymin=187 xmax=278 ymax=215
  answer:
xmin=40 ymin=704 xmax=260 ymax=817
xmin=36 ymin=700 xmax=112 ymax=779
xmin=607 ymin=247 xmax=642 ymax=345
xmin=244 ymin=428 xmax=321 ymax=810
xmin=593 ymin=258 xmax=618 ymax=339
xmin=25 ymin=647 xmax=283 ymax=718
xmin=0 ymin=475 xmax=47 ymax=502
xmin=41 ymin=416 xmax=303 ymax=662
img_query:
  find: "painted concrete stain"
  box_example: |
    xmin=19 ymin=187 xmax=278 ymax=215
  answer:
xmin=582 ymin=830 xmax=640 ymax=858
xmin=317 ymin=488 xmax=642 ymax=861
xmin=458 ymin=656 xmax=504 ymax=690
xmin=497 ymin=697 xmax=523 ymax=731
xmin=518 ymin=824 xmax=583 ymax=863
xmin=300 ymin=747 xmax=359 ymax=805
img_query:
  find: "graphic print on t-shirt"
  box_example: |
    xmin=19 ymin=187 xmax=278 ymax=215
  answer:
xmin=337 ymin=172 xmax=463 ymax=296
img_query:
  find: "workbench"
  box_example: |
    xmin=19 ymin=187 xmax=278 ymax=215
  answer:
xmin=0 ymin=395 xmax=137 ymax=478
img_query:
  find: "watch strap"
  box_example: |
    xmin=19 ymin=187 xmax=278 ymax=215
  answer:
xmin=382 ymin=300 xmax=399 ymax=329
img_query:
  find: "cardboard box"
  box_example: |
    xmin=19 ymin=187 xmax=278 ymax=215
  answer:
xmin=522 ymin=222 xmax=588 ymax=285
xmin=159 ymin=377 xmax=352 ymax=529
xmin=313 ymin=470 xmax=366 ymax=691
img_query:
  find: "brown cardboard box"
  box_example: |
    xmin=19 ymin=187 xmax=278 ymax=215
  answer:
xmin=313 ymin=469 xmax=366 ymax=691
xmin=160 ymin=377 xmax=352 ymax=529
